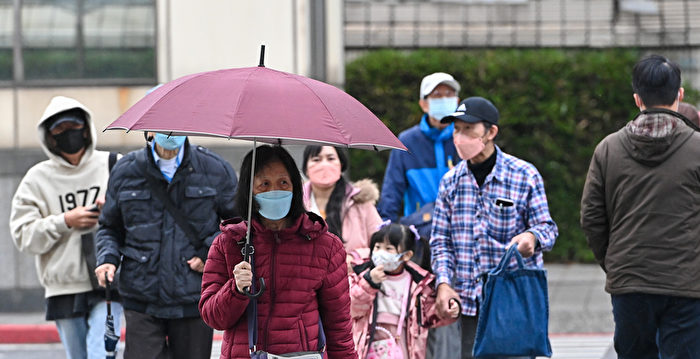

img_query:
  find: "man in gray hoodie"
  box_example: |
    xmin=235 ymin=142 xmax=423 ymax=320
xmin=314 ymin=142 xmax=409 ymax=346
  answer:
xmin=10 ymin=96 xmax=123 ymax=359
xmin=581 ymin=55 xmax=700 ymax=359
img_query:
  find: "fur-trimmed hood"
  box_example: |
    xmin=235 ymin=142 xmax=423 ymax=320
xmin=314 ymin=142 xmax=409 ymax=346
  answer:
xmin=347 ymin=178 xmax=380 ymax=205
xmin=302 ymin=178 xmax=380 ymax=209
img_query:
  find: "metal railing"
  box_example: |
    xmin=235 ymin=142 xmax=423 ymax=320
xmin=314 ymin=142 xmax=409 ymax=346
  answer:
xmin=345 ymin=0 xmax=700 ymax=49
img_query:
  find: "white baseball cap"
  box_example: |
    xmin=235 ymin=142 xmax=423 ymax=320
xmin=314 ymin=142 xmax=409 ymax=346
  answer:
xmin=419 ymin=72 xmax=461 ymax=99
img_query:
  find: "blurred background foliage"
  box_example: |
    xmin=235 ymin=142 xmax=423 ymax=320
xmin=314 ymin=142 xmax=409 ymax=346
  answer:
xmin=345 ymin=48 xmax=699 ymax=262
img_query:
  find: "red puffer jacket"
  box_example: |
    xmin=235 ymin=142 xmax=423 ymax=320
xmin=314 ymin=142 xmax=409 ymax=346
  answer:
xmin=199 ymin=213 xmax=357 ymax=359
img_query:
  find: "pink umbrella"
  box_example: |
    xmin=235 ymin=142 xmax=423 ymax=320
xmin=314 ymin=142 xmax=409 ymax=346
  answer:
xmin=105 ymin=47 xmax=405 ymax=297
xmin=106 ymin=52 xmax=405 ymax=152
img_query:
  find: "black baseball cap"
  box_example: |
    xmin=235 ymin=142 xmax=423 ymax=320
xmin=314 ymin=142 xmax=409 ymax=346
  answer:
xmin=440 ymin=96 xmax=499 ymax=125
xmin=47 ymin=110 xmax=86 ymax=131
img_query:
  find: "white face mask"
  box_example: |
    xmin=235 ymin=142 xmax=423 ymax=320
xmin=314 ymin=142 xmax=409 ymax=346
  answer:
xmin=427 ymin=97 xmax=459 ymax=120
xmin=371 ymin=250 xmax=405 ymax=272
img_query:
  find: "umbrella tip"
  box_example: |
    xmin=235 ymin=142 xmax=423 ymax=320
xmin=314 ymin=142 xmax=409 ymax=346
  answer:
xmin=258 ymin=45 xmax=266 ymax=67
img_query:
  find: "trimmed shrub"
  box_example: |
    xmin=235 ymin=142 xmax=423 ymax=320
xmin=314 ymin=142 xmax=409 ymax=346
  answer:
xmin=345 ymin=49 xmax=698 ymax=262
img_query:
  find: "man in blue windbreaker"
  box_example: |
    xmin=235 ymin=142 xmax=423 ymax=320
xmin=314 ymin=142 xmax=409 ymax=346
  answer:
xmin=377 ymin=72 xmax=462 ymax=359
xmin=378 ymin=72 xmax=461 ymax=221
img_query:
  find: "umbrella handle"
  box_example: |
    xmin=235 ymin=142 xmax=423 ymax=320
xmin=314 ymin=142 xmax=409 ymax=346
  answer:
xmin=244 ymin=278 xmax=266 ymax=298
xmin=104 ymin=272 xmax=111 ymax=301
xmin=104 ymin=272 xmax=112 ymax=316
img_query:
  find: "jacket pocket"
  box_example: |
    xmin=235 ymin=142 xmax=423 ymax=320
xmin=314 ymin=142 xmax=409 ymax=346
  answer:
xmin=184 ymin=185 xmax=217 ymax=220
xmin=118 ymin=189 xmax=152 ymax=225
xmin=170 ymin=252 xmax=204 ymax=301
xmin=297 ymin=318 xmax=309 ymax=352
xmin=118 ymin=246 xmax=158 ymax=301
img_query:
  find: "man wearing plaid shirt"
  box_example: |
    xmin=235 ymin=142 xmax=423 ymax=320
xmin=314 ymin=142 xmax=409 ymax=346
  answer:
xmin=429 ymin=97 xmax=558 ymax=359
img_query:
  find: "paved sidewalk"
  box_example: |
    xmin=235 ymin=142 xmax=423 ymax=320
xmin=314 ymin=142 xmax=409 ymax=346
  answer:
xmin=0 ymin=263 xmax=617 ymax=358
xmin=547 ymin=264 xmax=614 ymax=334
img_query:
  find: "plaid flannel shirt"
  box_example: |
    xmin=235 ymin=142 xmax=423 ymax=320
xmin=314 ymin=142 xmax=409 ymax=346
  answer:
xmin=430 ymin=145 xmax=558 ymax=316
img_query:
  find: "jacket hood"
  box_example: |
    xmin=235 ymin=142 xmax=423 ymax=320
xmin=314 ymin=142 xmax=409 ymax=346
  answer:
xmin=620 ymin=110 xmax=696 ymax=167
xmin=347 ymin=179 xmax=380 ymax=205
xmin=220 ymin=212 xmax=329 ymax=241
xmin=302 ymin=178 xmax=380 ymax=209
xmin=37 ymin=96 xmax=97 ymax=168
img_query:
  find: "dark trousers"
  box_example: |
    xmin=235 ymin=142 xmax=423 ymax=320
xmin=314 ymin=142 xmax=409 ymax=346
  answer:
xmin=461 ymin=315 xmax=478 ymax=359
xmin=123 ymin=309 xmax=213 ymax=359
xmin=612 ymin=293 xmax=700 ymax=359
xmin=426 ymin=319 xmax=462 ymax=359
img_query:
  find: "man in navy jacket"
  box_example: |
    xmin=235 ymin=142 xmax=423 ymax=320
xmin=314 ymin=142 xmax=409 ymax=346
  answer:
xmin=378 ymin=72 xmax=462 ymax=221
xmin=94 ymin=134 xmax=237 ymax=359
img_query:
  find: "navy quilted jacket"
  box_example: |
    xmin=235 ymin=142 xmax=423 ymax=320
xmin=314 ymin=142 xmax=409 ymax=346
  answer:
xmin=97 ymin=141 xmax=237 ymax=318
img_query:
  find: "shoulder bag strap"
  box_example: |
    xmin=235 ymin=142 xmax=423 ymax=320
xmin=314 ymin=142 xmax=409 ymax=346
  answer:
xmin=143 ymin=173 xmax=204 ymax=250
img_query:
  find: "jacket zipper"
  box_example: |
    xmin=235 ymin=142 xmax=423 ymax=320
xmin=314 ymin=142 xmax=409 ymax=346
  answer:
xmin=263 ymin=232 xmax=279 ymax=350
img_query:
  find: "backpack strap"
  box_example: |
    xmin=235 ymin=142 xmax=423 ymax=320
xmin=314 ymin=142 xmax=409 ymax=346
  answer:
xmin=108 ymin=152 xmax=118 ymax=173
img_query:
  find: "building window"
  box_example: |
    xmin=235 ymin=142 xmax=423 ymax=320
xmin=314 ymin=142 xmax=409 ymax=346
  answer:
xmin=3 ymin=0 xmax=156 ymax=86
xmin=0 ymin=1 xmax=12 ymax=81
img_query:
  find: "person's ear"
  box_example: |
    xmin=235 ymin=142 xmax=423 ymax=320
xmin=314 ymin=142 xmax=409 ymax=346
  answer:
xmin=401 ymin=250 xmax=414 ymax=262
xmin=144 ymin=131 xmax=154 ymax=142
xmin=419 ymin=98 xmax=430 ymax=114
xmin=679 ymin=87 xmax=685 ymax=103
xmin=486 ymin=125 xmax=498 ymax=141
xmin=633 ymin=93 xmax=644 ymax=110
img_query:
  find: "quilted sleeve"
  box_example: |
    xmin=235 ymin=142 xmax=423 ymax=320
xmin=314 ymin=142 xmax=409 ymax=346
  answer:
xmin=317 ymin=235 xmax=358 ymax=358
xmin=418 ymin=278 xmax=458 ymax=329
xmin=199 ymin=233 xmax=250 ymax=330
xmin=349 ymin=270 xmax=379 ymax=319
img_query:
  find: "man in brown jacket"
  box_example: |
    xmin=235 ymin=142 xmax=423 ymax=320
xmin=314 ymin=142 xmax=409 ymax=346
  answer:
xmin=581 ymin=54 xmax=700 ymax=359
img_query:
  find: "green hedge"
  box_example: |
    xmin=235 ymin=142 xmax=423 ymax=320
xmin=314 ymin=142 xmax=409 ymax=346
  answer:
xmin=345 ymin=49 xmax=698 ymax=262
xmin=22 ymin=48 xmax=155 ymax=80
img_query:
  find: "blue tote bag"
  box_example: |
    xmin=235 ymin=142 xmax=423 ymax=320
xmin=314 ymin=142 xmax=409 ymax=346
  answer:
xmin=472 ymin=245 xmax=552 ymax=358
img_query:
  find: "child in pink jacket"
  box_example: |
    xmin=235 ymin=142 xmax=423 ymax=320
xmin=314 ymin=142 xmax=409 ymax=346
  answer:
xmin=350 ymin=222 xmax=460 ymax=359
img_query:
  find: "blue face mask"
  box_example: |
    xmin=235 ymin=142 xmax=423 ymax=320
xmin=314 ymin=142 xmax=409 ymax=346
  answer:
xmin=154 ymin=133 xmax=186 ymax=151
xmin=254 ymin=190 xmax=293 ymax=220
xmin=427 ymin=97 xmax=459 ymax=121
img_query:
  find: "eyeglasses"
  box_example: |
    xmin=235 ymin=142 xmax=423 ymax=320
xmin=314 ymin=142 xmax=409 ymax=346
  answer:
xmin=426 ymin=89 xmax=457 ymax=99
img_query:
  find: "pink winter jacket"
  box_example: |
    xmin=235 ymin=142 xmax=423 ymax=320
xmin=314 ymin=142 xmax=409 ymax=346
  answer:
xmin=199 ymin=213 xmax=357 ymax=359
xmin=303 ymin=179 xmax=382 ymax=253
xmin=350 ymin=261 xmax=457 ymax=359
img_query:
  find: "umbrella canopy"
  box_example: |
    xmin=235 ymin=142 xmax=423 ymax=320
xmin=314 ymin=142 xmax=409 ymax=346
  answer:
xmin=105 ymin=53 xmax=406 ymax=298
xmin=106 ymin=66 xmax=406 ymax=152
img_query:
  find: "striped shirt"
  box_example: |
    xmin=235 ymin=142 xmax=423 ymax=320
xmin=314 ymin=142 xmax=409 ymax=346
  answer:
xmin=430 ymin=145 xmax=558 ymax=315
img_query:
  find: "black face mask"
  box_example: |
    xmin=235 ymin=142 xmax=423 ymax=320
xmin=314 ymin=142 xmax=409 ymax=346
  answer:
xmin=53 ymin=128 xmax=86 ymax=154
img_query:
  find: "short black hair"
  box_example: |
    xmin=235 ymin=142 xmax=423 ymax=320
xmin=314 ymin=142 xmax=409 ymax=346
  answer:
xmin=301 ymin=146 xmax=349 ymax=238
xmin=234 ymin=145 xmax=305 ymax=222
xmin=632 ymin=54 xmax=681 ymax=108
xmin=369 ymin=222 xmax=430 ymax=269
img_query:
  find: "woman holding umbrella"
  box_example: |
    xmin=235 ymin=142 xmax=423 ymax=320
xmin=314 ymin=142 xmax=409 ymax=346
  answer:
xmin=301 ymin=146 xmax=382 ymax=268
xmin=199 ymin=145 xmax=356 ymax=359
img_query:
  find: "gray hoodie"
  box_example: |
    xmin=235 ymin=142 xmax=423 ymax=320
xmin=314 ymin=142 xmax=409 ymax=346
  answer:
xmin=581 ymin=110 xmax=700 ymax=298
xmin=10 ymin=96 xmax=114 ymax=298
